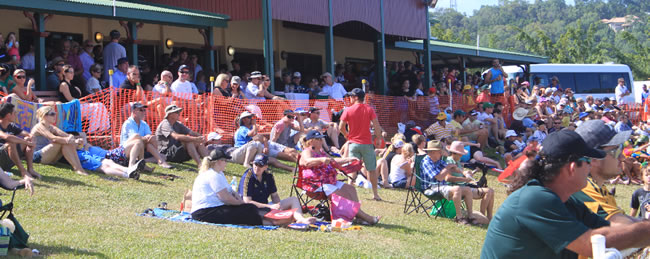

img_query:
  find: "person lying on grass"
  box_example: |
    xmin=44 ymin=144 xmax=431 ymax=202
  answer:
xmin=30 ymin=106 xmax=142 ymax=179
xmin=238 ymin=154 xmax=317 ymax=224
xmin=299 ymin=130 xmax=381 ymax=225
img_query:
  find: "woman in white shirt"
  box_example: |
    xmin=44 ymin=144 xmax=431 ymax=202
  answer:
xmin=389 ymin=143 xmax=415 ymax=188
xmin=191 ymin=148 xmax=263 ymax=225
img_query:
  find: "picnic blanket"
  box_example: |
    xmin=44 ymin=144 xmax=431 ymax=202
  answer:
xmin=139 ymin=208 xmax=279 ymax=230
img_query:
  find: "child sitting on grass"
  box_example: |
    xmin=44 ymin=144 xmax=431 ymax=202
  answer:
xmin=630 ymin=166 xmax=650 ymax=219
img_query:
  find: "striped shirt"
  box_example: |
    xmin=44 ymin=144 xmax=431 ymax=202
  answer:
xmin=424 ymin=122 xmax=453 ymax=140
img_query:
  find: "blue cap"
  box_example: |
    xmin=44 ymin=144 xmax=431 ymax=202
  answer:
xmin=305 ymin=130 xmax=326 ymax=141
xmin=178 ymin=64 xmax=189 ymax=72
xmin=578 ymin=112 xmax=589 ymax=119
xmin=253 ymin=154 xmax=269 ymax=166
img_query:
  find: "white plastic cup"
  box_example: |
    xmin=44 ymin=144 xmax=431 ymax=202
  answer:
xmin=591 ymin=234 xmax=606 ymax=259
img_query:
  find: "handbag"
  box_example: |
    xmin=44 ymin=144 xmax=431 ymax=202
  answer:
xmin=430 ymin=199 xmax=456 ymax=219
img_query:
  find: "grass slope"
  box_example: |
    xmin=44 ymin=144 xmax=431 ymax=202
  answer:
xmin=3 ymin=160 xmax=638 ymax=258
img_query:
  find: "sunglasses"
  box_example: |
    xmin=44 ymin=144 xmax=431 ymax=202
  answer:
xmin=136 ymin=108 xmax=146 ymax=112
xmin=287 ymin=115 xmax=295 ymax=119
xmin=15 ymin=75 xmax=25 ymax=79
xmin=92 ymin=70 xmax=101 ymax=73
xmin=65 ymin=70 xmax=74 ymax=73
xmin=46 ymin=111 xmax=56 ymax=117
xmin=180 ymin=71 xmax=190 ymax=74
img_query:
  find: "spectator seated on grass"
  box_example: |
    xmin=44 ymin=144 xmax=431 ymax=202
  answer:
xmin=155 ymin=105 xmax=208 ymax=167
xmin=303 ymin=107 xmax=341 ymax=150
xmin=232 ymin=111 xmax=293 ymax=171
xmin=375 ymin=136 xmax=406 ymax=188
xmin=190 ymin=148 xmax=264 ymax=226
xmin=270 ymin=109 xmax=304 ymax=150
xmin=630 ymin=166 xmax=650 ymax=219
xmin=238 ymin=154 xmax=317 ymax=224
xmin=299 ymin=130 xmax=380 ymax=225
xmin=31 ymin=106 xmax=142 ymax=179
xmin=119 ymin=102 xmax=173 ymax=169
xmin=420 ymin=140 xmax=478 ymax=225
xmin=388 ymin=142 xmax=415 ymax=189
xmin=0 ymin=103 xmax=39 ymax=181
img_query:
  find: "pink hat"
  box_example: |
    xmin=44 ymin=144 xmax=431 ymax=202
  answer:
xmin=447 ymin=141 xmax=468 ymax=155
xmin=521 ymin=81 xmax=530 ymax=86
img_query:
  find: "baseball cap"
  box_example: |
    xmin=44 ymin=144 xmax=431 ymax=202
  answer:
xmin=308 ymin=107 xmax=320 ymax=113
xmin=483 ymin=102 xmax=494 ymax=109
xmin=453 ymin=110 xmax=466 ymax=117
xmin=283 ymin=109 xmax=295 ymax=116
xmin=293 ymin=71 xmax=301 ymax=78
xmin=207 ymin=148 xmax=231 ymax=161
xmin=345 ymin=88 xmax=365 ymax=99
xmin=207 ymin=132 xmax=223 ymax=141
xmin=252 ymin=154 xmax=269 ymax=166
xmin=505 ymin=130 xmax=518 ymax=138
xmin=131 ymin=102 xmax=147 ymax=110
xmin=578 ymin=112 xmax=589 ymax=120
xmin=540 ymin=130 xmax=605 ymax=160
xmin=178 ymin=64 xmax=189 ymax=72
xmin=231 ymin=76 xmax=241 ymax=85
xmin=470 ymin=110 xmax=479 ymax=116
xmin=305 ymin=130 xmax=326 ymax=141
xmin=575 ymin=120 xmax=632 ymax=148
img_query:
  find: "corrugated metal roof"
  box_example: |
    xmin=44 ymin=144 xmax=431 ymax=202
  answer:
xmin=61 ymin=0 xmax=229 ymax=20
xmin=395 ymin=40 xmax=548 ymax=64
xmin=143 ymin=0 xmax=259 ymax=21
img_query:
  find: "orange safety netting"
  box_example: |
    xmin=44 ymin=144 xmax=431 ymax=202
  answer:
xmin=5 ymin=88 xmax=644 ymax=150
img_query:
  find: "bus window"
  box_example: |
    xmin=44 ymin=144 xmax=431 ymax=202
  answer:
xmin=553 ymin=74 xmax=576 ymax=90
xmin=599 ymin=73 xmax=627 ymax=93
xmin=574 ymin=73 xmax=600 ymax=94
xmin=531 ymin=74 xmax=549 ymax=87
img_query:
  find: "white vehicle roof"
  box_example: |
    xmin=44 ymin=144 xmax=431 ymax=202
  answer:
xmin=530 ymin=64 xmax=631 ymax=73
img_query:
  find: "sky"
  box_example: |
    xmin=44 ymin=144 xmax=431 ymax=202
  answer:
xmin=435 ymin=0 xmax=576 ymax=16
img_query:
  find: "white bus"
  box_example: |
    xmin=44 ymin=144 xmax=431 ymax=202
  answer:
xmin=503 ymin=64 xmax=637 ymax=103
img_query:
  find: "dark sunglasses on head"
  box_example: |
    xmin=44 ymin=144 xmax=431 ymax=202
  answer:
xmin=15 ymin=75 xmax=25 ymax=79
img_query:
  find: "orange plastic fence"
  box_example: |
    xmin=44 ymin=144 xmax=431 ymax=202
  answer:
xmin=10 ymin=88 xmax=640 ymax=149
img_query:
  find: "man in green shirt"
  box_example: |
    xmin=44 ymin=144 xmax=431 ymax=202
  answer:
xmin=482 ymin=130 xmax=650 ymax=258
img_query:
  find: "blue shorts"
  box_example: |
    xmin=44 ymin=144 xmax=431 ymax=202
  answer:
xmin=391 ymin=178 xmax=407 ymax=188
xmin=77 ymin=150 xmax=103 ymax=171
xmin=33 ymin=149 xmax=43 ymax=163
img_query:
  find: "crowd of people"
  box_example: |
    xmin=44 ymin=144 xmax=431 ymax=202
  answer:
xmin=2 ymin=29 xmax=650 ymax=257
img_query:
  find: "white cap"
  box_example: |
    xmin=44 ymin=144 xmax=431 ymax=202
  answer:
xmin=207 ymin=132 xmax=223 ymax=141
xmin=393 ymin=140 xmax=405 ymax=149
xmin=505 ymin=130 xmax=518 ymax=138
xmin=293 ymin=71 xmax=301 ymax=78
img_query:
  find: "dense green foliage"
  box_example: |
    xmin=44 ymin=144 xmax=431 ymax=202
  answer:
xmin=431 ymin=0 xmax=650 ymax=80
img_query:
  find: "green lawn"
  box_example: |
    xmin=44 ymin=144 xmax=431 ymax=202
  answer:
xmin=3 ymin=160 xmax=639 ymax=258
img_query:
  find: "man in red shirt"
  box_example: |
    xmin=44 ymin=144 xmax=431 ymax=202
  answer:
xmin=339 ymin=88 xmax=385 ymax=201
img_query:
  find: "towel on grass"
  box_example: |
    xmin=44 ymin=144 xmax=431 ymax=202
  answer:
xmin=139 ymin=208 xmax=279 ymax=230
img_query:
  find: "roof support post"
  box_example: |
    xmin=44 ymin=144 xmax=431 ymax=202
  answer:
xmin=262 ymin=0 xmax=275 ymax=92
xmin=461 ymin=56 xmax=467 ymax=84
xmin=199 ymin=27 xmax=215 ymax=72
xmin=374 ymin=0 xmax=387 ymax=95
xmin=423 ymin=6 xmax=432 ymax=92
xmin=24 ymin=12 xmax=51 ymax=90
xmin=121 ymin=21 xmax=143 ymax=67
xmin=325 ymin=0 xmax=334 ymax=74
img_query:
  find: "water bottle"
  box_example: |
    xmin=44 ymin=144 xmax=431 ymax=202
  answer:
xmin=230 ymin=177 xmax=238 ymax=192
